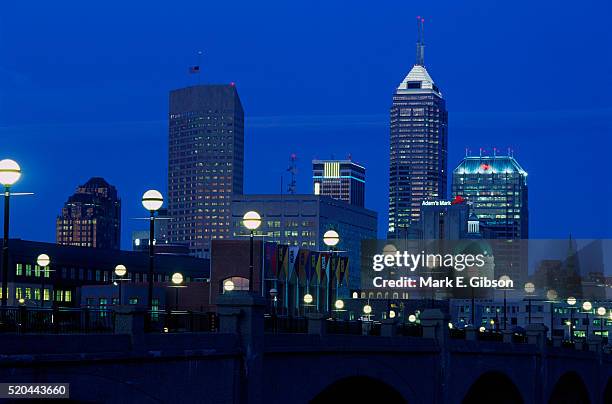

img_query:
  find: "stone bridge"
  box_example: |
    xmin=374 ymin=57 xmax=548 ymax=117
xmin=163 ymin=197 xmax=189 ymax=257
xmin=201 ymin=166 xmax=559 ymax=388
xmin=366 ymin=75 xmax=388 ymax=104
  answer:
xmin=0 ymin=293 xmax=610 ymax=403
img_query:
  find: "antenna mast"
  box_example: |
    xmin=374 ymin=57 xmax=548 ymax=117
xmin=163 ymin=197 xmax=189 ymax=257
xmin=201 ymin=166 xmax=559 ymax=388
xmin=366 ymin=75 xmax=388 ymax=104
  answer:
xmin=287 ymin=153 xmax=298 ymax=194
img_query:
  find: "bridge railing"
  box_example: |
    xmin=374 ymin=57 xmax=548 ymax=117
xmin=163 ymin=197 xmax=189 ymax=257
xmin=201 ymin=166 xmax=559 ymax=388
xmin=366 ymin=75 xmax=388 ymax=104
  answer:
xmin=0 ymin=306 xmax=114 ymax=334
xmin=145 ymin=310 xmax=218 ymax=333
xmin=264 ymin=315 xmax=307 ymax=334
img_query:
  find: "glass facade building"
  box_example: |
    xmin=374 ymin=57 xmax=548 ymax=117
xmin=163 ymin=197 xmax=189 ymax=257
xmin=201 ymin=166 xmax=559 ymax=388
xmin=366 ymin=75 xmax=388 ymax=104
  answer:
xmin=388 ymin=38 xmax=448 ymax=238
xmin=452 ymin=154 xmax=529 ymax=281
xmin=168 ymin=85 xmax=244 ymax=258
xmin=312 ymin=159 xmax=365 ymax=207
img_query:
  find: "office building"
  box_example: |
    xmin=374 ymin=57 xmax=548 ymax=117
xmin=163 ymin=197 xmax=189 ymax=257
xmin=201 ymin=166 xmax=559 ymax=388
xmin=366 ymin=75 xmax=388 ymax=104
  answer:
xmin=230 ymin=194 xmax=377 ymax=290
xmin=168 ymin=85 xmax=245 ymax=258
xmin=420 ymin=197 xmax=481 ymax=240
xmin=1 ymin=239 xmax=209 ymax=308
xmin=312 ymin=159 xmax=365 ymax=207
xmin=452 ymin=153 xmax=529 ymax=281
xmin=452 ymin=154 xmax=528 ymax=239
xmin=388 ymin=19 xmax=448 ymax=237
xmin=56 ymin=177 xmax=121 ymax=249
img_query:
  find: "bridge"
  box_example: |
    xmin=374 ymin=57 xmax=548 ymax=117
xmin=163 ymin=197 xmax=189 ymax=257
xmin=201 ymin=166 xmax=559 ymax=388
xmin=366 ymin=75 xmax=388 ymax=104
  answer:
xmin=0 ymin=292 xmax=610 ymax=403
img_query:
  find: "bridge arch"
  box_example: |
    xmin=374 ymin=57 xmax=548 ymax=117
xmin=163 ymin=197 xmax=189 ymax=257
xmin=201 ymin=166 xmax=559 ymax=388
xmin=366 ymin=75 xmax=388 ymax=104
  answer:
xmin=311 ymin=375 xmax=406 ymax=404
xmin=548 ymin=371 xmax=590 ymax=404
xmin=462 ymin=371 xmax=523 ymax=404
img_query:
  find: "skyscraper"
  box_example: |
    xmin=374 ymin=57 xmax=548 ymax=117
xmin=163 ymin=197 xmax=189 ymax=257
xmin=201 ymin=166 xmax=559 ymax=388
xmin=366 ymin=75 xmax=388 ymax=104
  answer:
xmin=56 ymin=177 xmax=121 ymax=249
xmin=388 ymin=18 xmax=448 ymax=238
xmin=452 ymin=153 xmax=529 ymax=282
xmin=452 ymin=154 xmax=529 ymax=240
xmin=168 ymin=84 xmax=244 ymax=258
xmin=312 ymin=159 xmax=365 ymax=207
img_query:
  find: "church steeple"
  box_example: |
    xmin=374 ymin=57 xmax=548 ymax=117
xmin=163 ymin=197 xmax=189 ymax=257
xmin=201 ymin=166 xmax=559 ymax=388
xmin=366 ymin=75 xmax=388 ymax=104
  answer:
xmin=415 ymin=16 xmax=425 ymax=66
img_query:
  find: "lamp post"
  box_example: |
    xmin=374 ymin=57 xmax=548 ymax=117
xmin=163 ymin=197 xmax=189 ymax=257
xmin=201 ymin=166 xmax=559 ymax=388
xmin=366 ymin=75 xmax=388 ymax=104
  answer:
xmin=499 ymin=275 xmax=511 ymax=330
xmin=37 ymin=254 xmax=51 ymax=308
xmin=597 ymin=306 xmax=606 ymax=335
xmin=142 ymin=190 xmax=163 ymax=311
xmin=242 ymin=211 xmax=261 ymax=293
xmin=582 ymin=301 xmax=592 ymax=338
xmin=114 ymin=264 xmax=127 ymax=306
xmin=0 ymin=159 xmax=21 ymax=306
xmin=567 ymin=296 xmax=577 ymax=342
xmin=323 ymin=229 xmax=339 ymax=318
xmin=523 ymin=282 xmax=535 ymax=325
xmin=303 ymin=293 xmax=313 ymax=315
xmin=546 ymin=289 xmax=558 ymax=338
xmin=171 ymin=272 xmax=184 ymax=310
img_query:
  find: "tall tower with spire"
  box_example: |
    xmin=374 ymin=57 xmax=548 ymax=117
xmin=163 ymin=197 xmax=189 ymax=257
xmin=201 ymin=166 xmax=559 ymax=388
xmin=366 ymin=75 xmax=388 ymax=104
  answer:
xmin=388 ymin=17 xmax=448 ymax=238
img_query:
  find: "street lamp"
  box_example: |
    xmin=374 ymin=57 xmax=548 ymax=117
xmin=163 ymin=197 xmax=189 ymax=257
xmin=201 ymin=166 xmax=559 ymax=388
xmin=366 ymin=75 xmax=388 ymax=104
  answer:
xmin=114 ymin=264 xmax=127 ymax=306
xmin=567 ymin=296 xmax=577 ymax=342
xmin=37 ymin=254 xmax=51 ymax=308
xmin=170 ymin=272 xmax=184 ymax=310
xmin=142 ymin=189 xmax=163 ymax=311
xmin=334 ymin=299 xmax=344 ymax=310
xmin=499 ymin=275 xmax=511 ymax=330
xmin=524 ymin=282 xmax=535 ymax=324
xmin=0 ymin=159 xmax=21 ymax=306
xmin=242 ymin=211 xmax=261 ymax=293
xmin=223 ymin=279 xmax=235 ymax=292
xmin=408 ymin=314 xmax=417 ymax=323
xmin=582 ymin=301 xmax=592 ymax=338
xmin=363 ymin=304 xmax=372 ymax=315
xmin=323 ymin=229 xmax=340 ymax=317
xmin=303 ymin=293 xmax=313 ymax=305
xmin=597 ymin=306 xmax=606 ymax=335
xmin=269 ymin=288 xmax=278 ymax=316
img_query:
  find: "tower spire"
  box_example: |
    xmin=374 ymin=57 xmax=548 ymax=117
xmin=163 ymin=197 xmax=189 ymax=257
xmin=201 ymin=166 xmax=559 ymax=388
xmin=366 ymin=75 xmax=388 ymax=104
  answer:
xmin=415 ymin=16 xmax=425 ymax=66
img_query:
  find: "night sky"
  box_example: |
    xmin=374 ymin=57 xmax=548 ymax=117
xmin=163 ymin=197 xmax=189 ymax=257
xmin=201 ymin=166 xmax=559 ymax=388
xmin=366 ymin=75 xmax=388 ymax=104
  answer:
xmin=1 ymin=0 xmax=610 ymax=249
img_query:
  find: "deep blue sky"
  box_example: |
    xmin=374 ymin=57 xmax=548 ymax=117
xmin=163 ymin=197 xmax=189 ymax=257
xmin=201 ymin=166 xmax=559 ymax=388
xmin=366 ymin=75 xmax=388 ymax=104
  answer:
xmin=1 ymin=0 xmax=610 ymax=249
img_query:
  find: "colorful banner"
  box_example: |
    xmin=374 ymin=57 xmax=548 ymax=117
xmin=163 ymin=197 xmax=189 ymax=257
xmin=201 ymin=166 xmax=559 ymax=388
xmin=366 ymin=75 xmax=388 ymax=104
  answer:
xmin=265 ymin=243 xmax=277 ymax=278
xmin=337 ymin=257 xmax=349 ymax=286
xmin=317 ymin=252 xmax=330 ymax=282
xmin=276 ymin=245 xmax=288 ymax=279
xmin=287 ymin=246 xmax=299 ymax=279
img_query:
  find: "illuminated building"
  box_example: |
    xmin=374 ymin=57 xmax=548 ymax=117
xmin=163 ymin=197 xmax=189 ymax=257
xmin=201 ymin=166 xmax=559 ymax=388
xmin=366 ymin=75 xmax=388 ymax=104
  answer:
xmin=1 ymin=239 xmax=207 ymax=308
xmin=312 ymin=159 xmax=365 ymax=207
xmin=388 ymin=18 xmax=448 ymax=238
xmin=419 ymin=197 xmax=481 ymax=239
xmin=452 ymin=153 xmax=529 ymax=281
xmin=168 ymin=85 xmax=244 ymax=258
xmin=56 ymin=177 xmax=121 ymax=249
xmin=230 ymin=194 xmax=377 ymax=290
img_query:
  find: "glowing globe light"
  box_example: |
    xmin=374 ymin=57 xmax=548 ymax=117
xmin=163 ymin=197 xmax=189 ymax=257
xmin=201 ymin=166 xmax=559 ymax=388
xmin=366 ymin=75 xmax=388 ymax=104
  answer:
xmin=242 ymin=211 xmax=261 ymax=230
xmin=389 ymin=310 xmax=396 ymax=319
xmin=223 ymin=279 xmax=235 ymax=292
xmin=524 ymin=282 xmax=535 ymax=294
xmin=171 ymin=272 xmax=184 ymax=285
xmin=323 ymin=230 xmax=340 ymax=247
xmin=303 ymin=293 xmax=313 ymax=304
xmin=114 ymin=264 xmax=127 ymax=277
xmin=0 ymin=159 xmax=21 ymax=187
xmin=546 ymin=289 xmax=558 ymax=301
xmin=567 ymin=296 xmax=577 ymax=306
xmin=408 ymin=314 xmax=417 ymax=323
xmin=597 ymin=306 xmax=606 ymax=316
xmin=36 ymin=254 xmax=50 ymax=268
xmin=582 ymin=301 xmax=592 ymax=311
xmin=142 ymin=190 xmax=163 ymax=211
xmin=363 ymin=304 xmax=372 ymax=315
xmin=479 ymin=326 xmax=486 ymax=332
xmin=334 ymin=299 xmax=344 ymax=310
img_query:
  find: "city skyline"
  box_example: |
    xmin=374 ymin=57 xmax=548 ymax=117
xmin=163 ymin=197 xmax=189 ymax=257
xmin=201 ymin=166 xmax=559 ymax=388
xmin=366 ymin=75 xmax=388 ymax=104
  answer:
xmin=1 ymin=0 xmax=611 ymax=248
